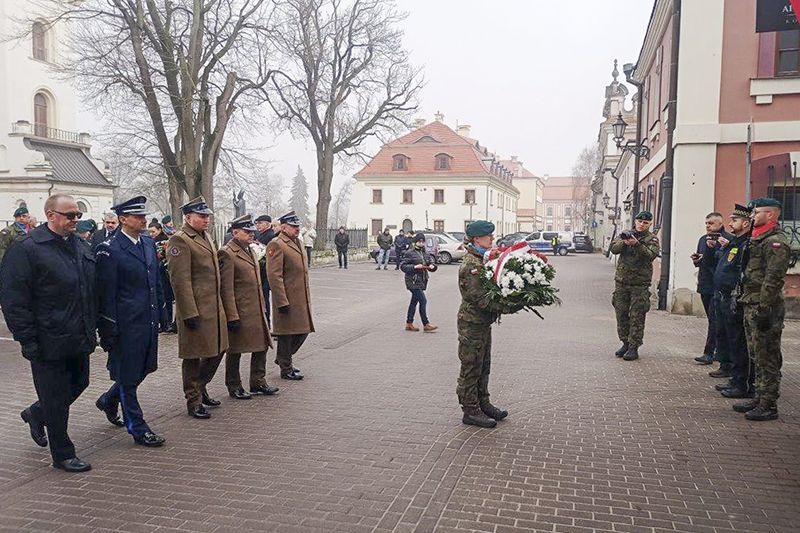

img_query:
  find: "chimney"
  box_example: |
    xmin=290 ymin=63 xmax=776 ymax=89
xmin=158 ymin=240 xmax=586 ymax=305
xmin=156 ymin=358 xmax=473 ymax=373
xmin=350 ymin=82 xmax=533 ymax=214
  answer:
xmin=434 ymin=112 xmax=445 ymax=123
xmin=413 ymin=118 xmax=426 ymax=129
xmin=510 ymin=155 xmax=518 ymax=162
xmin=456 ymin=124 xmax=471 ymax=137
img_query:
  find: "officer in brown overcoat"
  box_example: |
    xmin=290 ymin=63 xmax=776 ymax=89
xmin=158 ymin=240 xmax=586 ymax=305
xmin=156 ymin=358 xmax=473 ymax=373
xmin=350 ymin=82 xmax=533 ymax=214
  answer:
xmin=219 ymin=215 xmax=279 ymax=399
xmin=167 ymin=197 xmax=228 ymax=419
xmin=266 ymin=211 xmax=315 ymax=380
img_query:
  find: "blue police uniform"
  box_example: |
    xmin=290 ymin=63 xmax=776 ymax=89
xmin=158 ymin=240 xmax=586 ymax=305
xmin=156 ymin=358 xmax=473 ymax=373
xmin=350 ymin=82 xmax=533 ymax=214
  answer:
xmin=95 ymin=197 xmax=166 ymax=446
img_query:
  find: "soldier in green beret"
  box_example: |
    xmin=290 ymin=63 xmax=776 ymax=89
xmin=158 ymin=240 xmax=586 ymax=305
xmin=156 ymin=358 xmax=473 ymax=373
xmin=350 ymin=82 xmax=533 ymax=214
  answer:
xmin=609 ymin=211 xmax=660 ymax=361
xmin=75 ymin=220 xmax=94 ymax=241
xmin=0 ymin=206 xmax=31 ymax=261
xmin=457 ymin=220 xmax=517 ymax=428
xmin=733 ymin=198 xmax=791 ymax=421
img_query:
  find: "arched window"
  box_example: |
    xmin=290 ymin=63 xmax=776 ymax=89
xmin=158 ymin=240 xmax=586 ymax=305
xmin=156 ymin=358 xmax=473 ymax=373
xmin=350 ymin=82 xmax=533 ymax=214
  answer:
xmin=32 ymin=21 xmax=47 ymax=61
xmin=34 ymin=93 xmax=49 ymax=136
xmin=393 ymin=154 xmax=408 ymax=171
xmin=76 ymin=201 xmax=88 ymax=214
xmin=435 ymin=153 xmax=451 ymax=171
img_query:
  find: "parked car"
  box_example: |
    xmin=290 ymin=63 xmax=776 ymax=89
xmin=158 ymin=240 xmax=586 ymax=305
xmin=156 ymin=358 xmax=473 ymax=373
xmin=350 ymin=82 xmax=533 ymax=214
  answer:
xmin=496 ymin=232 xmax=528 ymax=247
xmin=524 ymin=231 xmax=575 ymax=256
xmin=431 ymin=233 xmax=466 ymax=264
xmin=370 ymin=234 xmax=439 ymax=263
xmin=447 ymin=231 xmax=466 ymax=242
xmin=573 ymin=233 xmax=594 ymax=253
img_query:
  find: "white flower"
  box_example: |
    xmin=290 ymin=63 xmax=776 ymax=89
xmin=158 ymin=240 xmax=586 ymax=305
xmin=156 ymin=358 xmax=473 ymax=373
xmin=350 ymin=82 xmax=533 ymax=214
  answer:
xmin=533 ymin=272 xmax=547 ymax=284
xmin=250 ymin=243 xmax=266 ymax=261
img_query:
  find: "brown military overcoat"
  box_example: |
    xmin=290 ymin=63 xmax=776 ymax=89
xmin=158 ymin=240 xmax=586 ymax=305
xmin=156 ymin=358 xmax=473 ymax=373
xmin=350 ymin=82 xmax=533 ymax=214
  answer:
xmin=219 ymin=238 xmax=273 ymax=354
xmin=266 ymin=232 xmax=315 ymax=335
xmin=167 ymin=226 xmax=228 ymax=358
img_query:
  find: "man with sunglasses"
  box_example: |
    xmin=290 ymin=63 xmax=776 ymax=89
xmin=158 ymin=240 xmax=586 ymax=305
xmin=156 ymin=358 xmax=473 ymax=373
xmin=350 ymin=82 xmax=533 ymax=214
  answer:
xmin=0 ymin=194 xmax=97 ymax=472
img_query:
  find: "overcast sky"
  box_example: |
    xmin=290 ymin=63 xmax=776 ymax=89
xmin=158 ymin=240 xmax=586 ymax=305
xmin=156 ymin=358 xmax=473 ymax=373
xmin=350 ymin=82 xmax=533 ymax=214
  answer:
xmin=79 ymin=0 xmax=656 ymax=206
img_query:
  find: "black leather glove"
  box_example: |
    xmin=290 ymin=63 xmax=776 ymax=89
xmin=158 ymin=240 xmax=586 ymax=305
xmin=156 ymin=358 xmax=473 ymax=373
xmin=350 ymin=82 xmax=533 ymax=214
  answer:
xmin=100 ymin=335 xmax=118 ymax=353
xmin=278 ymin=305 xmax=290 ymax=314
xmin=755 ymin=309 xmax=772 ymax=332
xmin=20 ymin=343 xmax=40 ymax=361
xmin=227 ymin=320 xmax=241 ymax=331
xmin=184 ymin=317 xmax=200 ymax=330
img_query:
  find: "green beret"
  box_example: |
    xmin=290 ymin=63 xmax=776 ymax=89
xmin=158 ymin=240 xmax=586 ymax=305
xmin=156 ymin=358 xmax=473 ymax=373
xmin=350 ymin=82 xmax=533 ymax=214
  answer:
xmin=748 ymin=197 xmax=781 ymax=210
xmin=76 ymin=220 xmax=94 ymax=233
xmin=466 ymin=220 xmax=495 ymax=237
xmin=13 ymin=207 xmax=28 ymax=217
xmin=635 ymin=211 xmax=653 ymax=221
xmin=161 ymin=215 xmax=172 ymax=224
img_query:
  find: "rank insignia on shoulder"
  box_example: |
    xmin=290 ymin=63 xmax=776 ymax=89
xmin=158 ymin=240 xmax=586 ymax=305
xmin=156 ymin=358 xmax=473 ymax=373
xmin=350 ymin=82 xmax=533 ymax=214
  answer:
xmin=772 ymin=242 xmax=783 ymax=249
xmin=170 ymin=246 xmax=180 ymax=256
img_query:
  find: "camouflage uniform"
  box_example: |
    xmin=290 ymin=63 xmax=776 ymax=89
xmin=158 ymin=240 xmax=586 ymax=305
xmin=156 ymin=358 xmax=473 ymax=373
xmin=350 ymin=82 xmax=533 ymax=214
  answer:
xmin=0 ymin=224 xmax=26 ymax=261
xmin=456 ymin=246 xmax=505 ymax=412
xmin=609 ymin=231 xmax=660 ymax=348
xmin=740 ymin=224 xmax=790 ymax=407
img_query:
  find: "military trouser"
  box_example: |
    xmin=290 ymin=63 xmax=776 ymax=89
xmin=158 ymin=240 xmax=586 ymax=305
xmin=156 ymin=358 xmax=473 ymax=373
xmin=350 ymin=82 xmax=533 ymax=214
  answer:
xmin=456 ymin=319 xmax=491 ymax=412
xmin=275 ymin=334 xmax=308 ymax=376
xmin=182 ymin=355 xmax=223 ymax=408
xmin=743 ymin=302 xmax=784 ymax=406
xmin=612 ymin=283 xmax=651 ymax=348
xmin=225 ymin=351 xmax=267 ymax=392
xmin=717 ymin=294 xmax=752 ymax=391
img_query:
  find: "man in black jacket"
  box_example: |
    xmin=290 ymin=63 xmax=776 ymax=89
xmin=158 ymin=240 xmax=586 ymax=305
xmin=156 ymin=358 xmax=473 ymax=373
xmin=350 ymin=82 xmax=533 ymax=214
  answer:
xmin=692 ymin=213 xmax=730 ymax=365
xmin=393 ymin=230 xmax=408 ymax=270
xmin=334 ymin=227 xmax=350 ymax=269
xmin=0 ymin=194 xmax=97 ymax=472
xmin=89 ymin=212 xmax=119 ymax=251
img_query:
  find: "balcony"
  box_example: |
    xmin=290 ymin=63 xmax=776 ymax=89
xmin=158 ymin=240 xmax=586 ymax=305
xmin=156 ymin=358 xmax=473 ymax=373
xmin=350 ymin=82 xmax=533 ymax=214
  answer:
xmin=10 ymin=121 xmax=90 ymax=145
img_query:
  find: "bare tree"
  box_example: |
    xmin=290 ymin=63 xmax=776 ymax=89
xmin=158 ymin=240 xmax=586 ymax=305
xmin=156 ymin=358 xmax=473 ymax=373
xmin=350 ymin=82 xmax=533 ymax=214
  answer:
xmin=329 ymin=179 xmax=354 ymax=228
xmin=264 ymin=0 xmax=423 ymax=248
xmin=571 ymin=144 xmax=602 ymax=232
xmin=23 ymin=0 xmax=275 ymax=220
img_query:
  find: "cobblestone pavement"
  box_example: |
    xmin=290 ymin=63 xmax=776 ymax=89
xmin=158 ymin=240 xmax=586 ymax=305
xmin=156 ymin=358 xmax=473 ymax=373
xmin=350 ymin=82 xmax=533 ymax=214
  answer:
xmin=0 ymin=254 xmax=798 ymax=533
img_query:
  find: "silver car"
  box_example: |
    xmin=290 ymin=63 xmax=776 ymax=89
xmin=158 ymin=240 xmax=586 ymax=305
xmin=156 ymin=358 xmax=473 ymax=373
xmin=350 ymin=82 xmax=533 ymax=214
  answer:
xmin=428 ymin=233 xmax=466 ymax=264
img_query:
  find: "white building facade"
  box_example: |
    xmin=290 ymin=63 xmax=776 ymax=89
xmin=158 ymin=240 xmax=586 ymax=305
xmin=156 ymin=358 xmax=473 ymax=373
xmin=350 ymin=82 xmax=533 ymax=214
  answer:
xmin=351 ymin=118 xmax=519 ymax=238
xmin=0 ymin=0 xmax=114 ymax=225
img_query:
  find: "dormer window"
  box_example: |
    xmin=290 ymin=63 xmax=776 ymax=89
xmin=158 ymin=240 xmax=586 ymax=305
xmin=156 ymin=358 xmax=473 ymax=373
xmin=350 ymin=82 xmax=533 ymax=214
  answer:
xmin=414 ymin=135 xmax=439 ymax=143
xmin=435 ymin=153 xmax=452 ymax=171
xmin=393 ymin=154 xmax=408 ymax=171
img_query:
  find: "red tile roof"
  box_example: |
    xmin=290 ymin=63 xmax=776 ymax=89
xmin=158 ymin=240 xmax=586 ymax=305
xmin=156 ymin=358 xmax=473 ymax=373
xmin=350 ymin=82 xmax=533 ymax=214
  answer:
xmin=354 ymin=121 xmax=518 ymax=191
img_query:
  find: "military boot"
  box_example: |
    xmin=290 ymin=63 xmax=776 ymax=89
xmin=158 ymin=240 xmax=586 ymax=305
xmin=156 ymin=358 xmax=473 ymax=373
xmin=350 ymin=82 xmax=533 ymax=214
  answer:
xmin=480 ymin=403 xmax=508 ymax=421
xmin=462 ymin=409 xmax=497 ymax=428
xmin=732 ymin=397 xmax=759 ymax=413
xmin=744 ymin=403 xmax=778 ymax=421
xmin=622 ymin=346 xmax=639 ymax=361
xmin=615 ymin=344 xmax=629 ymax=358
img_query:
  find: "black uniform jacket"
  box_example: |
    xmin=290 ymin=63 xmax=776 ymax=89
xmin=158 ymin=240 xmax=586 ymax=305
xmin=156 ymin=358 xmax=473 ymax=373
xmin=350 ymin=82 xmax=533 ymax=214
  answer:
xmin=713 ymin=233 xmax=749 ymax=295
xmin=0 ymin=225 xmax=97 ymax=360
xmin=96 ymin=233 xmax=164 ymax=385
xmin=696 ymin=230 xmax=732 ymax=294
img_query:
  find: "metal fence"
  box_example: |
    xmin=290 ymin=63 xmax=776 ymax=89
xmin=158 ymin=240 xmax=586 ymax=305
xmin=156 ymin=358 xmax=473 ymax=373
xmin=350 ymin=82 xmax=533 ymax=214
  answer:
xmin=325 ymin=228 xmax=368 ymax=250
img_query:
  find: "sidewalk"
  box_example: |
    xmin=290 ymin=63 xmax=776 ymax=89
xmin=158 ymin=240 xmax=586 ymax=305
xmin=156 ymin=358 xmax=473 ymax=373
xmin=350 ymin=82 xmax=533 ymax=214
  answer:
xmin=0 ymin=254 xmax=797 ymax=532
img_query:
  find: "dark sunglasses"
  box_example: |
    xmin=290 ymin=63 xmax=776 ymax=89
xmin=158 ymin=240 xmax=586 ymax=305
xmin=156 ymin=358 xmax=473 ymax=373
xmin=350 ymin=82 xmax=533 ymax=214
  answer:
xmin=53 ymin=210 xmax=83 ymax=220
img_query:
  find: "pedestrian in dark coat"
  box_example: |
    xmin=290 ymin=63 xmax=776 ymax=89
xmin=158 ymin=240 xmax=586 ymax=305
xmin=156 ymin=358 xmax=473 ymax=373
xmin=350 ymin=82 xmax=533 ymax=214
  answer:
xmin=400 ymin=232 xmax=438 ymax=332
xmin=334 ymin=227 xmax=350 ymax=269
xmin=0 ymin=194 xmax=96 ymax=472
xmin=89 ymin=213 xmax=119 ymax=251
xmin=393 ymin=230 xmax=408 ymax=270
xmin=94 ymin=197 xmax=166 ymax=447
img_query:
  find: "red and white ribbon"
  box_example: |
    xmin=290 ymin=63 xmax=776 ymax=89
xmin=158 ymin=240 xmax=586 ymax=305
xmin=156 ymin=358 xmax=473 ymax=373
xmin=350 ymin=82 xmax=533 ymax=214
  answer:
xmin=492 ymin=241 xmax=529 ymax=284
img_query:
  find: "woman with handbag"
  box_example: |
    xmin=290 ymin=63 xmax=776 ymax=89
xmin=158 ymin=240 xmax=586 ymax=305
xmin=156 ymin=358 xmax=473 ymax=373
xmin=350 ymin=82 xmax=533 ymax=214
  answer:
xmin=400 ymin=232 xmax=438 ymax=332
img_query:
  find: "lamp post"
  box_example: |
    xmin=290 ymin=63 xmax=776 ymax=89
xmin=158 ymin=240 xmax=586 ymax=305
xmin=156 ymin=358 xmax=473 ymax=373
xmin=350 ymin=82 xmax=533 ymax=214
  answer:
xmin=612 ymin=113 xmax=651 ymax=161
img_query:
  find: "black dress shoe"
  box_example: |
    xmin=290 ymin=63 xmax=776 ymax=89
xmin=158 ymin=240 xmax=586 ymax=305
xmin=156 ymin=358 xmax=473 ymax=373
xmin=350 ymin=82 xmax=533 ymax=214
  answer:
xmin=188 ymin=405 xmax=211 ymax=419
xmin=229 ymin=389 xmax=252 ymax=400
xmin=53 ymin=457 xmax=92 ymax=473
xmin=250 ymin=384 xmax=279 ymax=395
xmin=281 ymin=371 xmax=304 ymax=380
xmin=694 ymin=354 xmax=713 ymax=365
xmin=95 ymin=398 xmax=124 ymax=427
xmin=615 ymin=344 xmax=629 ymax=358
xmin=20 ymin=409 xmax=47 ymax=448
xmin=715 ymin=381 xmax=733 ymax=391
xmin=709 ymin=368 xmax=734 ymax=378
xmin=721 ymin=387 xmax=755 ymax=399
xmin=201 ymin=393 xmax=221 ymax=407
xmin=135 ymin=432 xmax=166 ymax=447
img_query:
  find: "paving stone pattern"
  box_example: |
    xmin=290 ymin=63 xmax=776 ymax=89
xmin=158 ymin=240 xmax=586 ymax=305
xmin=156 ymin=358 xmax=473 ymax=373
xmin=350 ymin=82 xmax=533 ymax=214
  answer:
xmin=0 ymin=254 xmax=797 ymax=532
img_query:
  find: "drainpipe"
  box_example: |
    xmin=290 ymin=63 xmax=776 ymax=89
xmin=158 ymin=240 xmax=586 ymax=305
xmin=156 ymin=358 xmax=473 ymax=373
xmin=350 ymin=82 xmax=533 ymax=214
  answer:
xmin=657 ymin=0 xmax=681 ymax=311
xmin=624 ymin=70 xmax=644 ymax=228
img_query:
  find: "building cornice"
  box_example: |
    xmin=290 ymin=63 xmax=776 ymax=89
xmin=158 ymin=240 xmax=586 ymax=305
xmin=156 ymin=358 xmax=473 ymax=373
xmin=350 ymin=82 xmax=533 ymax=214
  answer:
xmin=634 ymin=0 xmax=672 ymax=83
xmin=355 ymin=173 xmax=520 ymax=196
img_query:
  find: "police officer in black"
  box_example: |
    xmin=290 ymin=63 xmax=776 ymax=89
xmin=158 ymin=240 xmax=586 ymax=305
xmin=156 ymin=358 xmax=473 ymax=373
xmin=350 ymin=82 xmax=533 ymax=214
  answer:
xmin=94 ymin=196 xmax=166 ymax=447
xmin=1 ymin=194 xmax=97 ymax=472
xmin=711 ymin=204 xmax=754 ymax=399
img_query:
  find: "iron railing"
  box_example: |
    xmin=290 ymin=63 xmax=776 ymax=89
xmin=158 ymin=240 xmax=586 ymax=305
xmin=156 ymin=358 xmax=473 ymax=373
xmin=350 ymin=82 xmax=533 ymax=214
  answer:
xmin=11 ymin=122 xmax=83 ymax=144
xmin=325 ymin=228 xmax=367 ymax=250
xmin=766 ymin=162 xmax=800 ymax=267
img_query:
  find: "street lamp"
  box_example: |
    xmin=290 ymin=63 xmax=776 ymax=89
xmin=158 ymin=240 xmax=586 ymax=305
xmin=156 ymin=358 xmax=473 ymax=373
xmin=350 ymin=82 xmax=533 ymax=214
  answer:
xmin=602 ymin=193 xmax=611 ymax=209
xmin=612 ymin=113 xmax=651 ymax=160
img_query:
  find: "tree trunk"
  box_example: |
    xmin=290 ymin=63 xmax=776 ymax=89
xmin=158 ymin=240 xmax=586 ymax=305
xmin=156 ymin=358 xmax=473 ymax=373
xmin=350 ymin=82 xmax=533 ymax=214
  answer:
xmin=314 ymin=145 xmax=334 ymax=250
xmin=169 ymin=177 xmax=184 ymax=229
